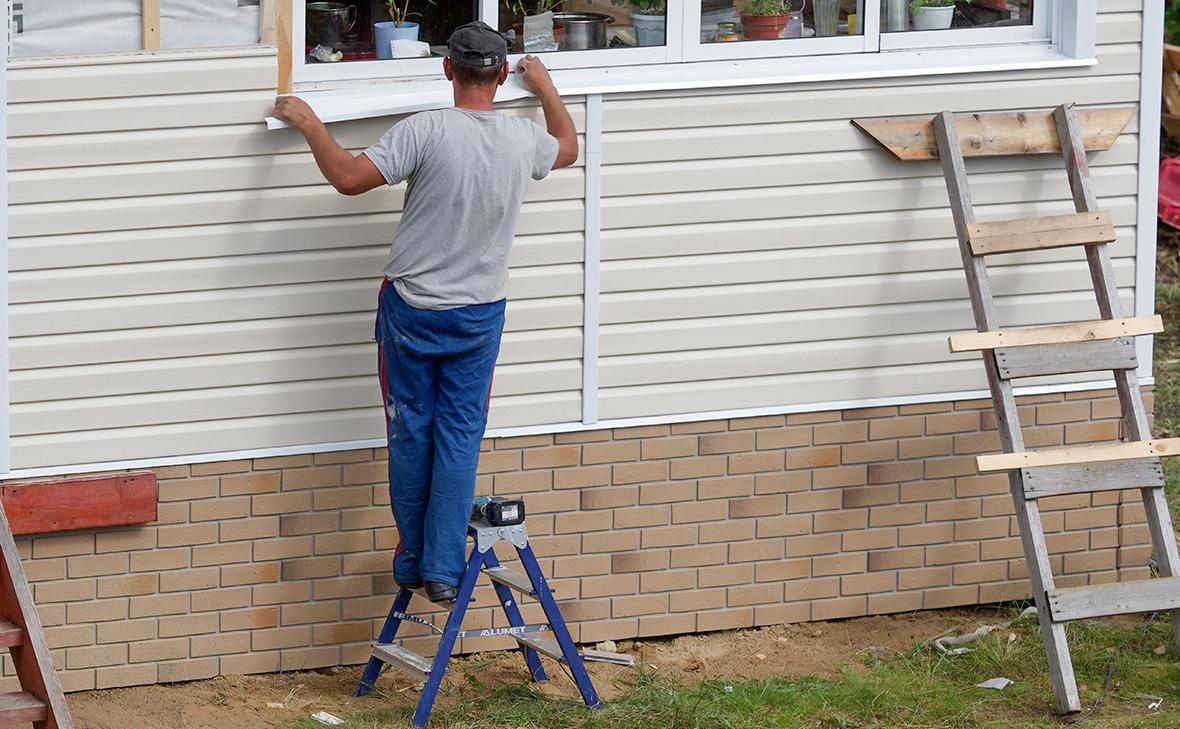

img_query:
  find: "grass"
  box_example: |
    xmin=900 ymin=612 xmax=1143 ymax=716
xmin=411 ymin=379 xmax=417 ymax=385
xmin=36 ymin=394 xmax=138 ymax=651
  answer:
xmin=294 ymin=240 xmax=1180 ymax=729
xmin=292 ymin=608 xmax=1179 ymax=729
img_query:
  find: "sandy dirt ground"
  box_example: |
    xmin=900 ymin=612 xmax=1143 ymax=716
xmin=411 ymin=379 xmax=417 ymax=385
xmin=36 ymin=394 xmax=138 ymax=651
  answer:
xmin=64 ymin=609 xmax=978 ymax=729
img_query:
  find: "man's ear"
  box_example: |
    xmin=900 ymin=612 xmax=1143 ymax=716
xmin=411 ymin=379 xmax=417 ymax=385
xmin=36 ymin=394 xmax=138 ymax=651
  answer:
xmin=443 ymin=56 xmax=455 ymax=81
xmin=497 ymin=61 xmax=509 ymax=86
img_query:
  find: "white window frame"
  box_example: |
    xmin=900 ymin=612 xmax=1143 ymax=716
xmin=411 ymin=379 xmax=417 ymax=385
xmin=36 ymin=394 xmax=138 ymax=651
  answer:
xmin=293 ymin=0 xmax=687 ymax=87
xmin=681 ymin=0 xmax=877 ymax=61
xmin=879 ymin=0 xmax=1050 ymax=51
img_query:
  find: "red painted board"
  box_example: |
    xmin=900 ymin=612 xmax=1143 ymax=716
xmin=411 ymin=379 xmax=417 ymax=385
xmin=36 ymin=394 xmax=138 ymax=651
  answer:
xmin=0 ymin=473 xmax=157 ymax=536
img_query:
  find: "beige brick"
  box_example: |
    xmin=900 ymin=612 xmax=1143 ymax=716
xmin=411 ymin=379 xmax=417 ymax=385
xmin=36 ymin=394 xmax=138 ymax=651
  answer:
xmin=1036 ymin=401 xmax=1090 ymax=425
xmin=786 ymin=411 xmax=840 ymax=425
xmin=639 ymin=613 xmax=696 ymax=637
xmin=222 ymin=563 xmax=281 ymax=587
xmin=638 ymin=437 xmax=697 ymax=460
xmin=158 ymin=613 xmax=218 ymax=638
xmin=611 ymin=551 xmax=669 ymax=573
xmin=159 ymin=477 xmax=215 ymax=502
xmin=754 ymin=559 xmax=809 ymax=582
xmin=787 ymin=490 xmax=841 ymax=513
xmin=841 ymin=571 xmax=897 ymax=596
xmin=192 ymin=632 xmax=251 ymax=657
xmin=252 ymin=491 xmax=313 ymax=516
xmin=755 ymin=428 xmax=811 ymax=450
xmin=254 ymin=537 xmax=313 ymax=562
xmin=130 ymin=548 xmax=189 ymax=573
xmin=24 ymin=559 xmax=66 ymax=583
xmin=639 ymin=570 xmax=695 ymax=593
xmin=866 ymin=461 xmax=922 ymax=484
xmin=813 ymin=421 xmax=867 ymax=445
xmin=902 ymin=479 xmax=956 ymax=501
xmin=731 ymin=415 xmax=787 ymax=429
xmin=841 ymin=528 xmax=897 ymax=552
xmin=582 ymin=574 xmax=638 ymax=598
xmin=814 ymin=510 xmax=868 ymax=533
xmin=552 ymin=555 xmax=611 ymax=578
xmin=191 ymin=588 xmax=251 ymax=613
xmin=784 ymin=534 xmax=840 ymax=557
xmin=669 ymin=457 xmax=725 ymax=480
xmin=868 ymin=548 xmax=922 ymax=571
xmin=283 ymin=466 xmax=343 ymax=490
xmin=698 ymin=476 xmax=754 ymax=500
xmin=899 ymin=566 xmax=951 ymax=591
xmin=554 ymin=465 xmax=611 ymax=489
xmin=496 ymin=434 xmax=553 ymax=449
xmin=342 ymin=462 xmax=389 ymax=486
xmin=784 ymin=577 xmax=839 ymax=601
xmin=614 ymin=505 xmax=669 ymax=529
xmin=728 ymin=451 xmax=784 ymax=475
xmin=614 ymin=425 xmax=670 ymax=440
xmin=254 ymin=454 xmax=315 ymax=470
xmin=842 ymin=485 xmax=898 ymax=508
xmin=727 ymin=583 xmax=782 ymax=607
xmin=812 ymin=597 xmax=867 ymax=621
xmin=193 ymin=460 xmax=252 ymax=476
xmin=730 ymin=495 xmax=783 ymax=518
xmin=698 ymin=564 xmax=752 ymax=588
xmin=924 ymin=585 xmax=979 ymax=609
xmin=612 ymin=594 xmax=667 ymax=618
xmin=812 ymin=554 xmax=866 ymax=576
xmin=32 ymin=534 xmax=94 ymax=559
xmin=869 ymin=504 xmax=925 ymax=527
xmin=555 ymin=510 xmax=611 ymax=534
xmin=128 ymin=638 xmax=188 ymax=664
xmin=313 ymin=576 xmax=371 ymax=600
xmin=754 ymin=471 xmax=811 ymax=494
xmin=493 ymin=470 xmax=552 ymax=493
xmin=66 ymin=599 xmax=128 ymax=624
xmin=313 ymin=486 xmax=372 ymax=511
xmin=641 ymin=525 xmax=697 ymax=548
xmin=581 ymin=531 xmax=640 ymax=553
xmin=156 ymin=523 xmax=217 ymax=548
xmin=159 ymin=657 xmax=219 ymax=683
xmin=926 ymin=412 xmax=979 ymax=435
xmin=786 ymin=447 xmax=840 ymax=469
xmin=280 ymin=647 xmax=340 ymax=672
xmin=669 ymin=544 xmax=728 ymax=568
xmin=756 ymin=514 xmax=811 ymax=538
xmin=926 ymin=543 xmax=980 ymax=565
xmin=221 ymin=652 xmax=280 ymax=676
xmin=953 ymin=562 xmax=1007 ymax=584
xmin=159 ymin=567 xmax=219 ymax=593
xmin=95 ymin=664 xmax=157 ymax=690
xmin=129 ymin=594 xmax=189 ymax=619
xmin=700 ymin=519 xmax=754 ymax=543
xmin=97 ymin=618 xmax=155 ymax=645
xmin=220 ymin=472 xmax=280 ymax=496
xmin=812 ymin=466 xmax=867 ymax=490
xmin=672 ymin=501 xmax=727 ymax=523
xmin=927 ymin=499 xmax=981 ymax=522
xmin=867 ymin=591 xmax=923 ymax=614
xmin=699 ymin=432 xmax=754 ymax=454
xmin=582 ymin=441 xmax=639 ymax=465
xmin=670 ymin=588 xmax=724 ymax=613
xmin=697 ymin=608 xmax=752 ymax=632
xmin=37 ymin=580 xmax=96 ymax=604
xmin=313 ymin=622 xmax=372 ymax=645
xmin=580 ymin=486 xmax=638 ymax=510
xmin=523 ymin=445 xmax=579 ymax=469
xmin=192 ymin=542 xmax=252 ymax=568
xmin=728 ymin=539 xmax=784 ymax=563
xmin=96 ymin=574 xmax=157 ymax=599
xmin=841 ymin=441 xmax=897 ymax=464
xmin=94 ymin=530 xmax=155 ymax=554
xmin=869 ymin=416 xmax=924 ymax=440
xmin=899 ymin=436 xmax=952 ymax=459
xmin=639 ymin=480 xmax=697 ymax=504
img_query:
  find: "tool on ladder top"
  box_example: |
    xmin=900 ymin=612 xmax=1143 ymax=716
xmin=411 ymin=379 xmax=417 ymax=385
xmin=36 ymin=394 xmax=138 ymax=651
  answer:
xmin=0 ymin=502 xmax=73 ymax=728
xmin=356 ymin=497 xmax=603 ymax=728
xmin=854 ymin=104 xmax=1180 ymax=715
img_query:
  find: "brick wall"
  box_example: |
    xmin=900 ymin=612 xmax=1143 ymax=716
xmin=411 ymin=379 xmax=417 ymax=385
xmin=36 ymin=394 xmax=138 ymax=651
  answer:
xmin=2 ymin=388 xmax=1153 ymax=692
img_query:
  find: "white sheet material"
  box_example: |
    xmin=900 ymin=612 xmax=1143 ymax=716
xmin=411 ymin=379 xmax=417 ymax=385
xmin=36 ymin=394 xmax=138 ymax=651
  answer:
xmin=11 ymin=0 xmax=259 ymax=57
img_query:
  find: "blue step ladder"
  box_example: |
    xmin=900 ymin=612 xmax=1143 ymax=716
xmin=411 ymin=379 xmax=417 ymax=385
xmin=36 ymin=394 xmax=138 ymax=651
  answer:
xmin=355 ymin=510 xmax=601 ymax=728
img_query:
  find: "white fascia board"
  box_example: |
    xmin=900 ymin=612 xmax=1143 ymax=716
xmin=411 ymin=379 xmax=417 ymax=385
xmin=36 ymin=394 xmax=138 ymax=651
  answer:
xmin=267 ymin=44 xmax=1093 ymax=129
xmin=1 ymin=377 xmax=1137 ymax=480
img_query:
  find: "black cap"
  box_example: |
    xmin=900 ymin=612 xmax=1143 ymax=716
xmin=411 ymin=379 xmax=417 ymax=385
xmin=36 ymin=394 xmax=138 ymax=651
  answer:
xmin=448 ymin=21 xmax=508 ymax=68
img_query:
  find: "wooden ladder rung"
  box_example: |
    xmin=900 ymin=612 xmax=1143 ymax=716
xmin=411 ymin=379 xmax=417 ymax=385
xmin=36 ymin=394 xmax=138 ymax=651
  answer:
xmin=1048 ymin=577 xmax=1180 ymax=622
xmin=994 ymin=338 xmax=1137 ymax=379
xmin=0 ymin=622 xmax=23 ymax=649
xmin=977 ymin=439 xmax=1180 ymax=473
xmin=966 ymin=212 xmax=1116 ymax=256
xmin=0 ymin=692 xmax=46 ymax=725
xmin=949 ymin=315 xmax=1163 ymax=353
xmin=1021 ymin=458 xmax=1164 ymax=499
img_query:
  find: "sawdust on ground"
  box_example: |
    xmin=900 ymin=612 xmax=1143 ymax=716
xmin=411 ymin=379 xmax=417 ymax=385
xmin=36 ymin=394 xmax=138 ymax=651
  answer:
xmin=67 ymin=608 xmax=978 ymax=729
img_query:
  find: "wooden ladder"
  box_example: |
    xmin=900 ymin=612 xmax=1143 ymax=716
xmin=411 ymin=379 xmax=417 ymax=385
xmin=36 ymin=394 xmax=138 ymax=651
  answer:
xmin=854 ymin=103 xmax=1180 ymax=714
xmin=0 ymin=503 xmax=72 ymax=728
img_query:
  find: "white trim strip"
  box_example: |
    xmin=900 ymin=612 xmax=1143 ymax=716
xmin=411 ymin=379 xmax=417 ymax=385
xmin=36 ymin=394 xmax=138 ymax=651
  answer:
xmin=0 ymin=14 xmax=8 ymax=475
xmin=581 ymin=94 xmax=602 ymax=426
xmin=270 ymin=45 xmax=1093 ymax=128
xmin=1135 ymin=0 xmax=1164 ymax=381
xmin=2 ymin=378 xmax=1139 ymax=480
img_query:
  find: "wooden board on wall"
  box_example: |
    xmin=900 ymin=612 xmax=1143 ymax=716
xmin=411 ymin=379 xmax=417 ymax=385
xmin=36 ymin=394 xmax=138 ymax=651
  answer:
xmin=1 ymin=473 xmax=157 ymax=535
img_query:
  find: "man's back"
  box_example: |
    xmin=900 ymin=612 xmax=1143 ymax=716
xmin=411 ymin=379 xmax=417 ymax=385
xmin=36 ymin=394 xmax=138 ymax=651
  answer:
xmin=364 ymin=108 xmax=559 ymax=311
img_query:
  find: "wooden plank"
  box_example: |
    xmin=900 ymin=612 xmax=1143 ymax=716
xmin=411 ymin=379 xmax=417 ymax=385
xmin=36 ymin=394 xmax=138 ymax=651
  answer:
xmin=0 ymin=692 xmax=47 ymax=724
xmin=1048 ymin=577 xmax=1180 ymax=622
xmin=948 ymin=315 xmax=1163 ymax=353
xmin=0 ymin=503 xmax=74 ymax=729
xmin=967 ymin=212 xmax=1117 ymax=256
xmin=141 ymin=0 xmax=161 ymax=51
xmin=276 ymin=0 xmax=293 ymax=94
xmin=0 ymin=621 xmax=23 ymax=649
xmin=977 ymin=439 xmax=1180 ymax=473
xmin=0 ymin=473 xmax=157 ymax=536
xmin=994 ymin=338 xmax=1137 ymax=379
xmin=260 ymin=0 xmax=278 ymax=45
xmin=1021 ymin=458 xmax=1164 ymax=499
xmin=851 ymin=107 xmax=1135 ymax=161
xmin=933 ymin=109 xmax=1079 ymax=715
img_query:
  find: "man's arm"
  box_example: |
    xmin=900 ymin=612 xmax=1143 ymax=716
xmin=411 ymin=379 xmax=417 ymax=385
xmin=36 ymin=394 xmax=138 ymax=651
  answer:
xmin=273 ymin=96 xmax=386 ymax=196
xmin=515 ymin=56 xmax=579 ymax=169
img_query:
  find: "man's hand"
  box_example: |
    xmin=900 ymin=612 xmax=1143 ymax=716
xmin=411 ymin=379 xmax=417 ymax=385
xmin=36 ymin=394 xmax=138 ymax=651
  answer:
xmin=515 ymin=55 xmax=557 ymax=99
xmin=273 ymin=95 xmax=320 ymax=131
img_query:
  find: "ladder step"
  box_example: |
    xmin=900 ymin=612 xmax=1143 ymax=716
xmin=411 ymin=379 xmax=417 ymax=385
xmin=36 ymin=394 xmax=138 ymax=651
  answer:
xmin=485 ymin=567 xmax=536 ymax=595
xmin=995 ymin=338 xmax=1137 ymax=380
xmin=1048 ymin=577 xmax=1180 ymax=622
xmin=371 ymin=642 xmax=434 ymax=683
xmin=965 ymin=211 xmax=1116 ymax=256
xmin=1022 ymin=458 xmax=1164 ymax=499
xmin=978 ymin=439 xmax=1180 ymax=473
xmin=513 ymin=632 xmax=566 ymax=662
xmin=0 ymin=622 xmax=23 ymax=649
xmin=0 ymin=692 xmax=46 ymax=724
xmin=949 ymin=316 xmax=1163 ymax=353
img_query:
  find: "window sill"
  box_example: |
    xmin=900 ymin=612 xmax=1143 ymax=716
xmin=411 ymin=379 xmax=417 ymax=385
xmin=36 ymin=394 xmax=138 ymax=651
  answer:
xmin=266 ymin=44 xmax=1093 ymax=130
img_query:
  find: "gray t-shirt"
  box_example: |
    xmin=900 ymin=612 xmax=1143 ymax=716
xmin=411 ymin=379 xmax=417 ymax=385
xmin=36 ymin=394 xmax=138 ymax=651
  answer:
xmin=363 ymin=107 xmax=560 ymax=310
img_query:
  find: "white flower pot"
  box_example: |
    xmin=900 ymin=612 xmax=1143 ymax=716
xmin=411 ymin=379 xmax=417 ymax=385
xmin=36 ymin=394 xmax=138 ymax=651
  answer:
xmin=911 ymin=5 xmax=954 ymax=30
xmin=631 ymin=12 xmax=665 ymax=47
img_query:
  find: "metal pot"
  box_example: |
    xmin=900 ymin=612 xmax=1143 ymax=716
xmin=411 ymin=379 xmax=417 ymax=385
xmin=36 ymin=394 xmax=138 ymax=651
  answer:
xmin=306 ymin=2 xmax=357 ymax=48
xmin=553 ymin=12 xmax=614 ymax=50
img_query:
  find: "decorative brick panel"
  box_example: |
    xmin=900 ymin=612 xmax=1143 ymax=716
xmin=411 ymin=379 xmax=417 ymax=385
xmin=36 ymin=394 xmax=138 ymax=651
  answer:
xmin=0 ymin=388 xmax=1155 ymax=692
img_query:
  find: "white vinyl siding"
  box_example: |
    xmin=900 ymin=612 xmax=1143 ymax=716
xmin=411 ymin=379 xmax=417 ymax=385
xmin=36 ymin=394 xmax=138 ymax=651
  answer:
xmin=7 ymin=53 xmax=587 ymax=469
xmin=5 ymin=0 xmax=1145 ymax=472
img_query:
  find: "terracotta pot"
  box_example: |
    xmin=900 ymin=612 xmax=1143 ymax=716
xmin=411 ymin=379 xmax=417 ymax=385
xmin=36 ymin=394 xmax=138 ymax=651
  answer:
xmin=740 ymin=14 xmax=789 ymax=40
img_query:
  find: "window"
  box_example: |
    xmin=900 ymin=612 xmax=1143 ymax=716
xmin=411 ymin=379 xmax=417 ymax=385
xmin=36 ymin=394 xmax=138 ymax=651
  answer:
xmin=286 ymin=1 xmax=1087 ymax=90
xmin=9 ymin=0 xmax=267 ymax=59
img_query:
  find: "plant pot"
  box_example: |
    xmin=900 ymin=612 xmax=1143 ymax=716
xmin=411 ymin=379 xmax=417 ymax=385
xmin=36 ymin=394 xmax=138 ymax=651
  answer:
xmin=911 ymin=5 xmax=954 ymax=30
xmin=740 ymin=14 xmax=789 ymax=41
xmin=631 ymin=12 xmax=666 ymax=47
xmin=374 ymin=20 xmax=418 ymax=59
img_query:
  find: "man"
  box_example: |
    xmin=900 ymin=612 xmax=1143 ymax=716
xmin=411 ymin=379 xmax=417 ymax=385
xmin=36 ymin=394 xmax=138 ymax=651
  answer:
xmin=273 ymin=22 xmax=578 ymax=604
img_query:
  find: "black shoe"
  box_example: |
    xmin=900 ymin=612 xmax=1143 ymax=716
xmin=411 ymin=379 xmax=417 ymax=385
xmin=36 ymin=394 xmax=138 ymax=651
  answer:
xmin=425 ymin=580 xmax=458 ymax=604
xmin=395 ymin=578 xmax=424 ymax=591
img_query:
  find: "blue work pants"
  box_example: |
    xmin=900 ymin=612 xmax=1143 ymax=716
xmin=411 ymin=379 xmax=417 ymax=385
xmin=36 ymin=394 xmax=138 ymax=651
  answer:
xmin=375 ymin=280 xmax=505 ymax=587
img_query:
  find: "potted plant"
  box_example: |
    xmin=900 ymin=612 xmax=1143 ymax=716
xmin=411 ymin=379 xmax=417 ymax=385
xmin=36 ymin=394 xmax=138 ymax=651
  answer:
xmin=740 ymin=0 xmax=789 ymax=41
xmin=613 ymin=0 xmax=665 ymax=47
xmin=375 ymin=0 xmax=435 ymax=59
xmin=909 ymin=0 xmax=956 ymax=30
xmin=506 ymin=0 xmax=564 ymax=51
